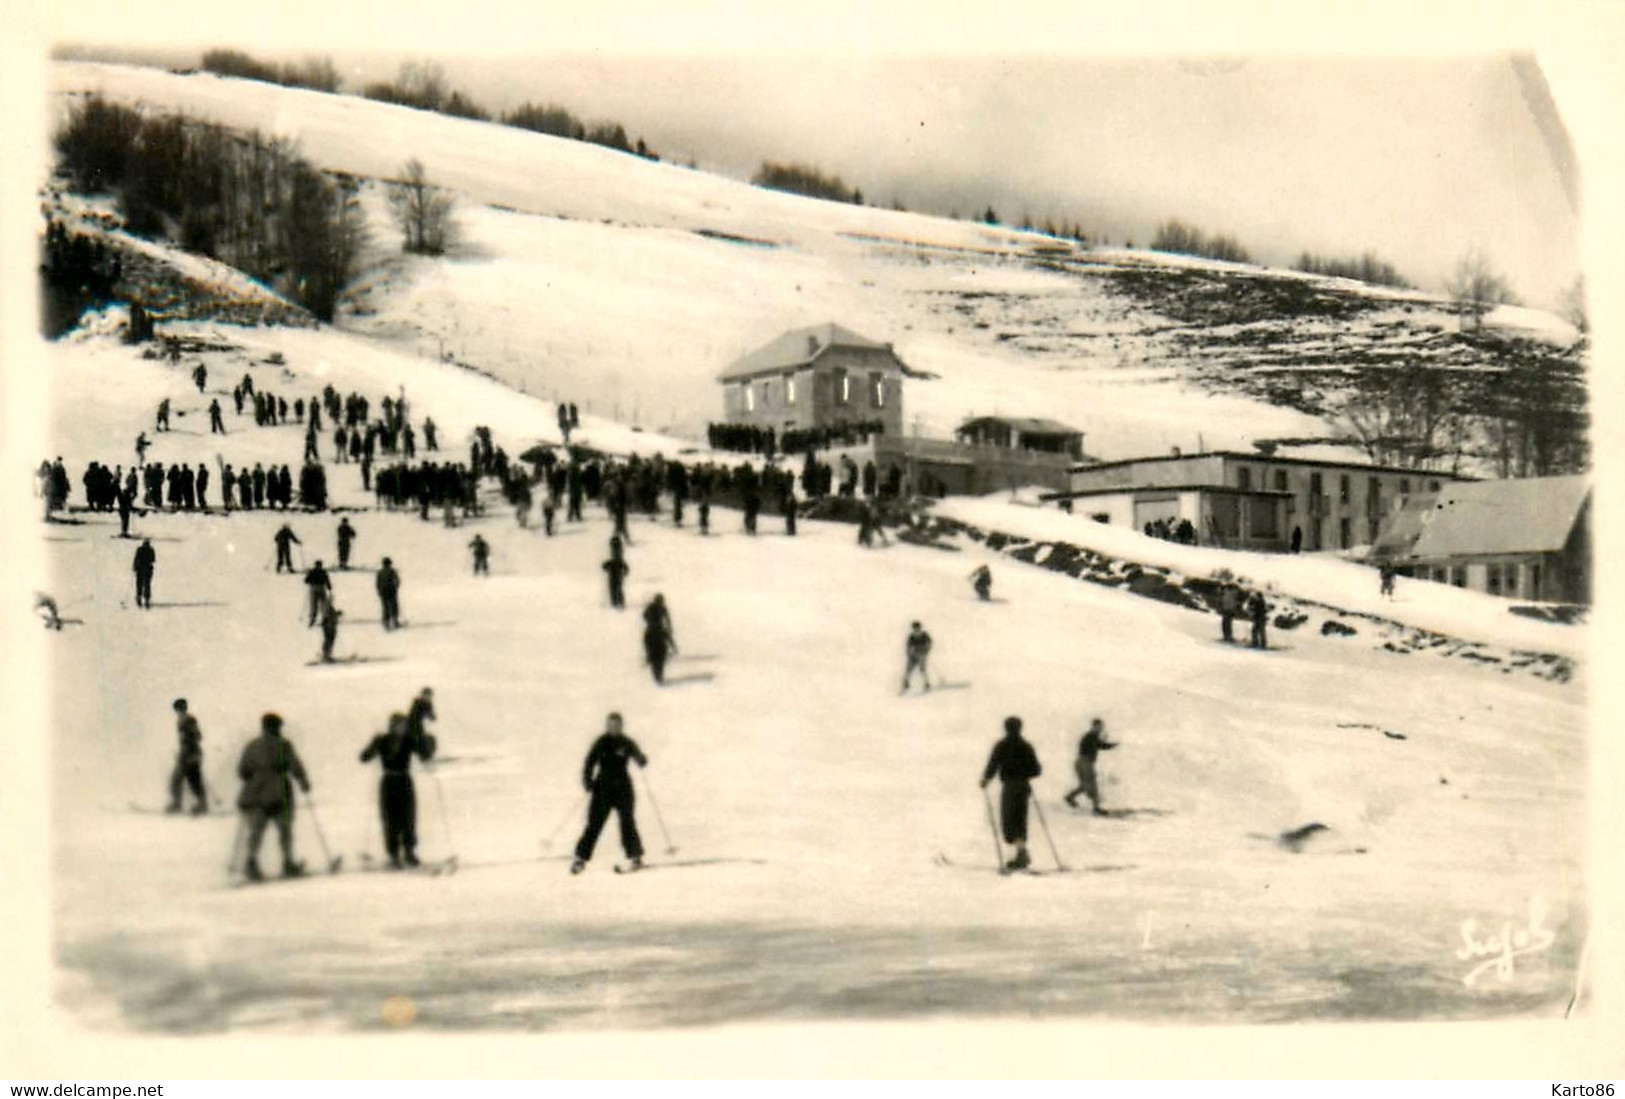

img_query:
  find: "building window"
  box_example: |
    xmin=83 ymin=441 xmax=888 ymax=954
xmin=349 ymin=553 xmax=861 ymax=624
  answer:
xmin=1339 ymin=474 xmax=1351 ymax=504
xmin=836 ymin=370 xmax=850 ymax=405
xmin=1486 ymin=564 xmax=1502 ymax=596
xmin=1451 ymin=566 xmax=1466 ymax=587
xmin=1237 ymin=467 xmax=1252 ymax=492
xmin=744 ymin=384 xmax=755 ymax=413
xmin=1504 ymin=563 xmax=1519 ymax=597
xmin=1429 ymin=480 xmax=1441 ymax=493
xmin=761 ymin=382 xmax=771 ymax=408
xmin=1368 ymin=518 xmax=1379 ymax=544
xmin=1274 ymin=470 xmax=1287 ymax=492
xmin=871 ymin=373 xmax=886 ymax=408
xmin=1433 ymin=566 xmax=1449 ymax=583
xmin=786 ymin=376 xmax=797 ymax=405
xmin=1530 ymin=563 xmax=1541 ymax=598
xmin=1339 ymin=518 xmax=1351 ymax=548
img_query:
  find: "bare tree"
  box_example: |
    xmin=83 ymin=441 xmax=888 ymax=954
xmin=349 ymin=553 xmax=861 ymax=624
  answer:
xmin=1335 ymin=365 xmax=1469 ymax=470
xmin=1447 ymin=248 xmax=1519 ymax=330
xmin=386 ymin=159 xmax=456 ymax=256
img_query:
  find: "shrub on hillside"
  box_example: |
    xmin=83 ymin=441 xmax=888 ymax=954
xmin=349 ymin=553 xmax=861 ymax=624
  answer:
xmin=1295 ymin=251 xmax=1412 ymax=289
xmin=751 ymin=161 xmax=863 ymax=205
xmin=1151 ymin=218 xmax=1252 ymax=264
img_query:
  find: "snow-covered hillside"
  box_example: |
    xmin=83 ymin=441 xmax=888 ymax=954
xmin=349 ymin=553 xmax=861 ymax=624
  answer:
xmin=48 ymin=62 xmax=1584 ymax=459
xmin=29 ymin=317 xmax=1588 ymax=1031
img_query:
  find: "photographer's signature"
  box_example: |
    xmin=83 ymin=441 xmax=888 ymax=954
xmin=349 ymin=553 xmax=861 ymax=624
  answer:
xmin=1456 ymin=893 xmax=1557 ymax=987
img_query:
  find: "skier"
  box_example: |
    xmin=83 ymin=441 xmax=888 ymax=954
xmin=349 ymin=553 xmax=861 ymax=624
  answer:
xmin=642 ymin=593 xmax=675 ymax=685
xmin=132 ymin=538 xmax=156 ymax=609
xmin=273 ymin=524 xmax=301 ymax=574
xmin=34 ymin=592 xmax=64 ymax=631
xmin=134 ymin=431 xmax=150 ymax=464
xmin=1247 ymin=590 xmax=1269 ymax=650
xmin=901 ymin=621 xmax=932 ymax=693
xmin=192 ymin=362 xmax=207 ymax=393
xmin=376 ymin=557 xmax=402 ymax=630
xmin=304 ymin=559 xmax=332 ymax=627
xmin=602 ymin=539 xmax=630 ymax=609
xmin=209 ymin=399 xmax=225 ymax=434
xmin=1063 ymin=718 xmax=1118 ymax=814
xmin=167 ymin=698 xmax=208 ymax=814
xmin=318 ymin=599 xmax=343 ymax=663
xmin=423 ymin=417 xmax=438 ymax=451
xmin=468 ymin=534 xmax=491 ymax=576
xmin=156 ymin=398 xmax=170 ymax=432
xmin=359 ymin=713 xmax=437 ymax=868
xmin=970 ymin=565 xmax=993 ymax=602
xmin=1219 ymin=582 xmax=1240 ymax=643
xmin=570 ymin=712 xmax=648 ymax=874
xmin=303 ymin=421 xmax=320 ymax=463
xmin=336 ymin=517 xmax=356 ymax=570
xmin=235 ymin=713 xmax=311 ymax=881
xmin=980 ymin=716 xmax=1043 ymax=871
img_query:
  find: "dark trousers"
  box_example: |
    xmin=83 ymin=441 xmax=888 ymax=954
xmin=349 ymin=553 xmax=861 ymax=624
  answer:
xmin=575 ymin=784 xmax=643 ymax=862
xmin=608 ymin=578 xmax=625 ymax=608
xmin=1000 ymin=782 xmax=1031 ymax=844
xmin=379 ymin=773 xmax=417 ymax=863
xmin=1221 ymin=613 xmax=1234 ymax=642
xmin=276 ymin=546 xmax=294 ymax=573
xmin=645 ymin=634 xmax=668 ymax=684
xmin=1251 ymin=620 xmax=1267 ymax=649
xmin=380 ymin=594 xmax=401 ymax=629
xmin=135 ymin=572 xmax=153 ymax=608
xmin=169 ymin=759 xmax=206 ymax=810
xmin=321 ymin=622 xmax=337 ymax=661
xmin=243 ymin=804 xmax=295 ymax=868
xmin=338 ymin=543 xmax=351 ymax=568
xmin=568 ymin=495 xmax=583 ymax=521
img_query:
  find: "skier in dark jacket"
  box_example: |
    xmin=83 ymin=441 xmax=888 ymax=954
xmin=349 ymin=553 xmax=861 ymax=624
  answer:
xmin=209 ymin=399 xmax=225 ymax=434
xmin=980 ymin=716 xmax=1043 ymax=871
xmin=468 ymin=534 xmax=491 ymax=576
xmin=1064 ymin=718 xmax=1117 ymax=814
xmin=304 ymin=560 xmax=332 ymax=626
xmin=1247 ymin=591 xmax=1269 ymax=650
xmin=336 ymin=518 xmax=356 ymax=569
xmin=236 ymin=713 xmax=311 ymax=881
xmin=167 ymin=698 xmax=208 ymax=814
xmin=132 ymin=539 xmax=156 ymax=609
xmin=901 ymin=621 xmax=932 ymax=693
xmin=571 ymin=712 xmax=648 ymax=873
xmin=360 ymin=712 xmax=437 ymax=868
xmin=318 ymin=599 xmax=342 ymax=662
xmin=273 ymin=524 xmax=301 ymax=573
xmin=642 ymin=594 xmax=675 ymax=684
xmin=603 ymin=540 xmax=630 ymax=609
xmin=376 ymin=557 xmax=402 ymax=629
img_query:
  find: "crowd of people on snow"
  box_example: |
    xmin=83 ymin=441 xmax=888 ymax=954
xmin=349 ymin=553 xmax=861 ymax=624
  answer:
xmin=705 ymin=419 xmax=887 ymax=457
xmin=1144 ymin=516 xmax=1198 ymax=545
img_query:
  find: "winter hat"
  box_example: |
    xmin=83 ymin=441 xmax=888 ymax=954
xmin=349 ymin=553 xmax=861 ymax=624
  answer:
xmin=261 ymin=713 xmax=284 ymax=733
xmin=173 ymin=698 xmax=187 ymax=712
xmin=1004 ymin=716 xmax=1023 ymax=735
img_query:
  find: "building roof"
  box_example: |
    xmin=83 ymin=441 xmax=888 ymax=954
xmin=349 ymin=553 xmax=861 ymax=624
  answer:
xmin=1068 ymin=449 xmax=1470 ymax=479
xmin=957 ymin=416 xmax=1084 ymax=437
xmin=1400 ymin=475 xmax=1590 ymax=559
xmin=719 ymin=323 xmax=895 ymax=382
xmin=1043 ymin=485 xmax=1293 ymax=501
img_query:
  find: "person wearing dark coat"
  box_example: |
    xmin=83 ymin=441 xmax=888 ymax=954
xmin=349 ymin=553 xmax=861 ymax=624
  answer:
xmin=468 ymin=534 xmax=491 ymax=576
xmin=167 ymin=698 xmax=208 ymax=814
xmin=304 ymin=560 xmax=332 ymax=626
xmin=376 ymin=557 xmax=402 ymax=630
xmin=981 ymin=716 xmax=1043 ymax=871
xmin=132 ymin=539 xmax=156 ymax=609
xmin=407 ymin=687 xmax=436 ymax=743
xmin=901 ymin=621 xmax=932 ymax=693
xmin=642 ymin=594 xmax=675 ymax=684
xmin=238 ymin=471 xmax=253 ymax=510
xmin=1290 ymin=525 xmax=1303 ymax=554
xmin=209 ymin=399 xmax=225 ymax=434
xmin=970 ymin=565 xmax=992 ymax=602
xmin=196 ymin=464 xmax=210 ymax=510
xmin=602 ymin=550 xmax=630 ymax=609
xmin=1247 ymin=591 xmax=1269 ymax=650
xmin=252 ymin=464 xmax=266 ymax=508
xmin=274 ymin=524 xmax=301 ymax=573
xmin=360 ymin=713 xmax=437 ymax=868
xmin=318 ymin=600 xmax=342 ymax=662
xmin=1064 ymin=718 xmax=1118 ymax=814
xmin=236 ymin=713 xmax=311 ymax=881
xmin=336 ymin=518 xmax=356 ymax=569
xmin=116 ymin=484 xmax=134 ymax=536
xmin=571 ymin=713 xmax=648 ymax=873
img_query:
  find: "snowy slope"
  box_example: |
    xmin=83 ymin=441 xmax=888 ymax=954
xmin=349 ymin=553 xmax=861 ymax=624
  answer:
xmin=47 ymin=60 xmax=1576 ymax=460
xmin=31 ymin=323 xmax=1588 ymax=1031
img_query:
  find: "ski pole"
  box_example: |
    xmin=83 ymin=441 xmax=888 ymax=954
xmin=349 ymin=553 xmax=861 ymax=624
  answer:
xmin=427 ymin=764 xmax=457 ymax=859
xmin=639 ymin=770 xmax=677 ymax=855
xmin=1031 ymin=794 xmax=1066 ymax=871
xmin=300 ymin=789 xmax=343 ymax=873
xmin=541 ymin=792 xmax=587 ymax=851
xmin=981 ymin=784 xmax=1004 ymax=870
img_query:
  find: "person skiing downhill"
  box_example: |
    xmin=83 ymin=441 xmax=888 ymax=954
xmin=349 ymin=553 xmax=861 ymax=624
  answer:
xmin=969 ymin=565 xmax=993 ymax=602
xmin=132 ymin=538 xmax=156 ymax=609
xmin=901 ymin=621 xmax=933 ymax=693
xmin=236 ymin=713 xmax=312 ymax=881
xmin=304 ymin=560 xmax=332 ymax=627
xmin=981 ymin=716 xmax=1043 ymax=871
xmin=376 ymin=557 xmax=402 ymax=630
xmin=274 ymin=524 xmax=301 ymax=574
xmin=642 ymin=594 xmax=676 ymax=685
xmin=359 ymin=712 xmax=437 ymax=868
xmin=167 ymin=698 xmax=208 ymax=814
xmin=336 ymin=518 xmax=356 ymax=570
xmin=571 ymin=712 xmax=648 ymax=874
xmin=1063 ymin=718 xmax=1118 ymax=814
xmin=318 ymin=599 xmax=343 ymax=663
